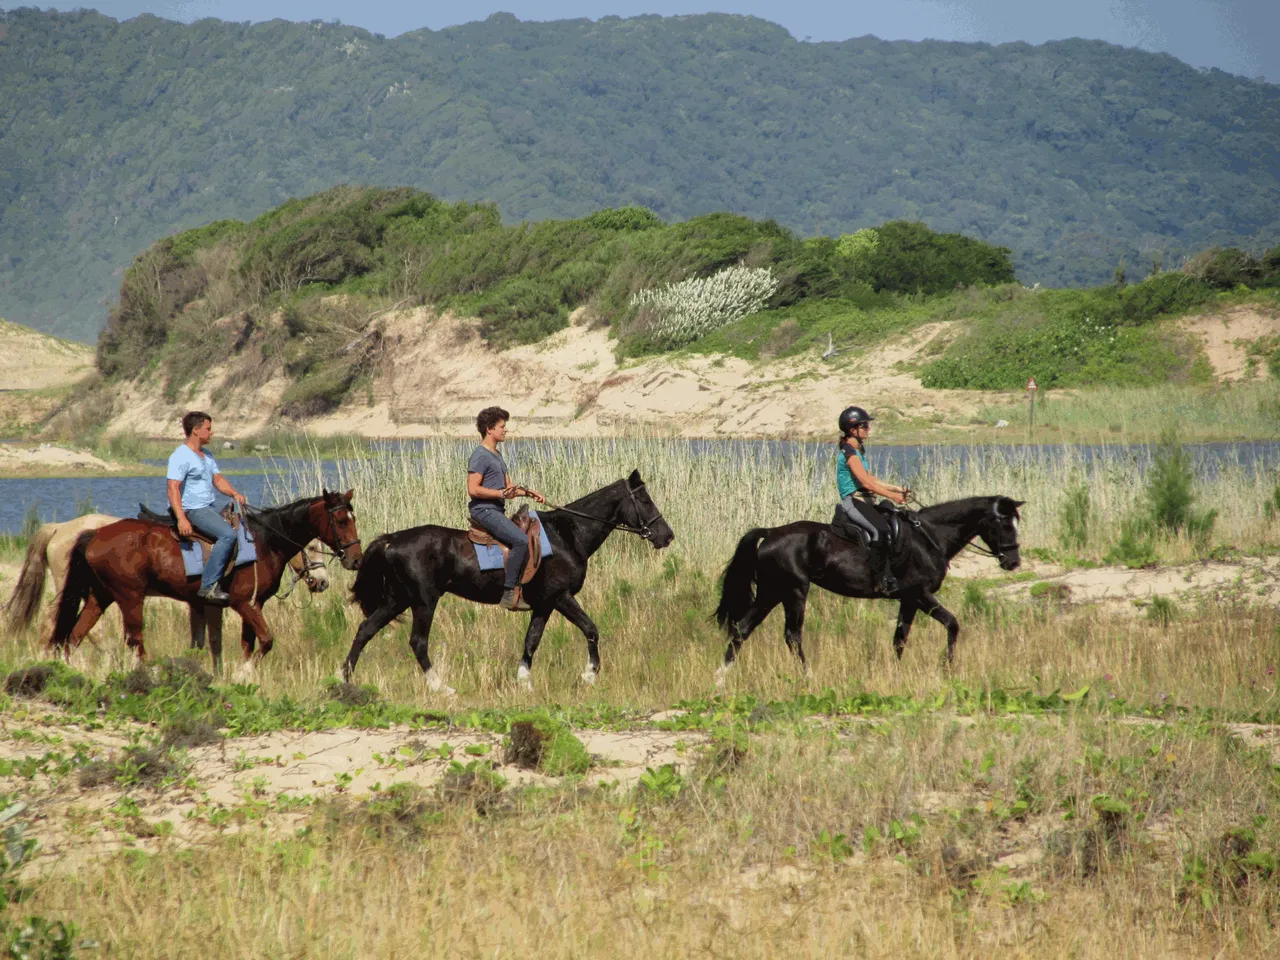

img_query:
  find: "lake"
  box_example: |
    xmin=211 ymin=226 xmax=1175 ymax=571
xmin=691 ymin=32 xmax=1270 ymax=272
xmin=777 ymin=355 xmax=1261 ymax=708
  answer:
xmin=2 ymin=440 xmax=1277 ymax=535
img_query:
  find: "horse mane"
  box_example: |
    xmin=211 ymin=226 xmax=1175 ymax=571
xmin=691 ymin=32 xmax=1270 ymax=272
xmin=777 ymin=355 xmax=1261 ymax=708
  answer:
xmin=918 ymin=495 xmax=1002 ymax=525
xmin=245 ymin=493 xmax=325 ymax=547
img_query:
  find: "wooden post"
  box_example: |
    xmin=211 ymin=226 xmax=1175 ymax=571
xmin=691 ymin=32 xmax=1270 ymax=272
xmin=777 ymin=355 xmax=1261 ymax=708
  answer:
xmin=1027 ymin=378 xmax=1038 ymax=437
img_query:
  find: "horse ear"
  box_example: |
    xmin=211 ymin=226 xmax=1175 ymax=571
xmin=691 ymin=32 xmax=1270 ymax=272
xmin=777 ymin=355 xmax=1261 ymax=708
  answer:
xmin=628 ymin=469 xmax=643 ymax=488
xmin=343 ymin=489 xmax=354 ymax=503
xmin=1013 ymin=500 xmax=1027 ymax=508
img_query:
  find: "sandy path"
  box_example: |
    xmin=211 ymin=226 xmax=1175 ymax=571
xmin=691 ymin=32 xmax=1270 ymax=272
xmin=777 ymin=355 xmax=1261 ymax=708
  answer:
xmin=0 ymin=712 xmax=703 ymax=875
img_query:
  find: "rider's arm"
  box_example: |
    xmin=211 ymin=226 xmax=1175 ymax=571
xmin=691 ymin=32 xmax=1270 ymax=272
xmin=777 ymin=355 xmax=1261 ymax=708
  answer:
xmin=468 ymin=471 xmax=508 ymax=501
xmin=213 ymin=473 xmax=247 ymax=505
xmin=847 ymin=455 xmax=907 ymax=503
xmin=500 ymin=473 xmax=547 ymax=504
xmin=167 ymin=479 xmax=186 ymax=520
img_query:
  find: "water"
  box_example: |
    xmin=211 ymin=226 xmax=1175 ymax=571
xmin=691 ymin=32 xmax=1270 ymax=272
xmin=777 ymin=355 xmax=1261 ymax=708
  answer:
xmin=2 ymin=440 xmax=1278 ymax=535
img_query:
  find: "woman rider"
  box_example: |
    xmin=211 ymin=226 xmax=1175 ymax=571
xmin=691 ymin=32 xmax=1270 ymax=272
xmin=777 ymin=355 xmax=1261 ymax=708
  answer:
xmin=467 ymin=406 xmax=545 ymax=611
xmin=836 ymin=405 xmax=908 ymax=595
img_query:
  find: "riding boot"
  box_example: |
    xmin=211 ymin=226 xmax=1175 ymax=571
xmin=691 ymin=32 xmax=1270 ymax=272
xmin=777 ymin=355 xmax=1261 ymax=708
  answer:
xmin=871 ymin=541 xmax=898 ymax=596
xmin=500 ymin=587 xmax=531 ymax=612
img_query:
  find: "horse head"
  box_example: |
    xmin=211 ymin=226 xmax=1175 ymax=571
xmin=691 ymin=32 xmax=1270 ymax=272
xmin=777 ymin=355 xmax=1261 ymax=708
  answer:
xmin=624 ymin=470 xmax=675 ymax=549
xmin=286 ymin=540 xmax=330 ymax=593
xmin=978 ymin=497 xmax=1025 ymax=571
xmin=311 ymin=489 xmax=362 ymax=571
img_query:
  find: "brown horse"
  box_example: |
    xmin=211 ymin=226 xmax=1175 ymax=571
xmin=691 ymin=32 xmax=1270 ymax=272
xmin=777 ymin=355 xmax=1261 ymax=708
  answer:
xmin=50 ymin=491 xmax=361 ymax=676
xmin=2 ymin=512 xmax=330 ymax=651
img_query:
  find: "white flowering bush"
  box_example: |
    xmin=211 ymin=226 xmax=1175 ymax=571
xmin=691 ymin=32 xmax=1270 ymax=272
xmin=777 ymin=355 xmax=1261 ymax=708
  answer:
xmin=631 ymin=265 xmax=779 ymax=348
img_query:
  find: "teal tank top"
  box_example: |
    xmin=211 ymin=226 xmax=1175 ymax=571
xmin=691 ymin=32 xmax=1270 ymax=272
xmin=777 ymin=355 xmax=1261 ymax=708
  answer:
xmin=836 ymin=442 xmax=870 ymax=499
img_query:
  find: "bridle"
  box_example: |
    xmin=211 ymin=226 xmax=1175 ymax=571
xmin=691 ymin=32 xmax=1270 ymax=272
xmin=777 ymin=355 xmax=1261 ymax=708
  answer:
xmin=278 ymin=551 xmax=327 ymax=599
xmin=541 ymin=481 xmax=665 ymax=540
xmin=321 ymin=500 xmax=362 ymax=559
xmin=966 ymin=507 xmax=1021 ymax=563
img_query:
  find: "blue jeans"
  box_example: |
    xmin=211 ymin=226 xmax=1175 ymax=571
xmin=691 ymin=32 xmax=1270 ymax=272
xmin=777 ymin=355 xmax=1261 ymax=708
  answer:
xmin=188 ymin=506 xmax=238 ymax=591
xmin=470 ymin=504 xmax=528 ymax=590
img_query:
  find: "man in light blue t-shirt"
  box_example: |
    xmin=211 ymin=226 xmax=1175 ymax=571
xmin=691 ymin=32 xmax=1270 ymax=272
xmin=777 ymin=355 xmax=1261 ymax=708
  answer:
xmin=166 ymin=410 xmax=247 ymax=604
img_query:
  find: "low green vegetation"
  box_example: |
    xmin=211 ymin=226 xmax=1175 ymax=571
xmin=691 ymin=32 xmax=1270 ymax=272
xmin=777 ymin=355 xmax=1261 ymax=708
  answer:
xmin=83 ymin=184 xmax=1280 ymax=422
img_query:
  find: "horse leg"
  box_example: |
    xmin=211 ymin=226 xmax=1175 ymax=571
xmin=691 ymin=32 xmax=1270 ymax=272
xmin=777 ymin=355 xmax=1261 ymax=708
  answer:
xmin=921 ymin=591 xmax=961 ymax=664
xmin=118 ymin=593 xmax=147 ymax=662
xmin=781 ymin=585 xmax=811 ymax=669
xmin=517 ymin=610 xmax=552 ymax=691
xmin=341 ymin=602 xmax=405 ymax=682
xmin=407 ymin=598 xmax=453 ymax=697
xmin=57 ymin=590 xmax=108 ymax=662
xmin=716 ymin=593 xmax=781 ymax=687
xmin=207 ymin=608 xmax=224 ymax=674
xmin=553 ymin=595 xmax=603 ymax=685
xmin=232 ymin=601 xmax=273 ymax=682
xmin=189 ymin=604 xmax=206 ymax=650
xmin=892 ymin=597 xmax=920 ymax=660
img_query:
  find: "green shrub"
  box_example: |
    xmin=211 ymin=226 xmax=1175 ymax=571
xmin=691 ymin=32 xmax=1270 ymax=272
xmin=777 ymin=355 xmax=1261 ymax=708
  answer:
xmin=1182 ymin=247 xmax=1261 ymax=288
xmin=1145 ymin=430 xmax=1217 ymax=544
xmin=1146 ymin=596 xmax=1178 ymax=627
xmin=858 ymin=220 xmax=1015 ymax=295
xmin=504 ymin=712 xmax=591 ymax=777
xmin=1105 ymin=517 xmax=1157 ymax=568
xmin=583 ymin=206 xmax=662 ymax=231
xmin=1263 ymin=482 xmax=1280 ymax=522
xmin=1058 ymin=480 xmax=1091 ymax=551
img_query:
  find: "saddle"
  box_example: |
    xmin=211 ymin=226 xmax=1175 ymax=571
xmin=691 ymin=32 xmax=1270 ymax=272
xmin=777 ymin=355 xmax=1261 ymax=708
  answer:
xmin=468 ymin=504 xmax=543 ymax=585
xmin=830 ymin=499 xmax=904 ymax=554
xmin=138 ymin=503 xmax=242 ymax=582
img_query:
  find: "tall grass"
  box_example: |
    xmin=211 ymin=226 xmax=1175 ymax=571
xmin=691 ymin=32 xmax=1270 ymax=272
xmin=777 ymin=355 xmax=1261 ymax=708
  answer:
xmin=277 ymin=437 xmax=1276 ymax=569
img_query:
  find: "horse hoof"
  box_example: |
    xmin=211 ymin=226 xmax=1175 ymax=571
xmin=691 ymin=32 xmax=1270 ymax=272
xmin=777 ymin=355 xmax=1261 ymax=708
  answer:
xmin=714 ymin=663 xmax=732 ymax=690
xmin=425 ymin=670 xmax=456 ymax=698
xmin=234 ymin=661 xmax=257 ymax=684
xmin=517 ymin=664 xmax=534 ymax=693
xmin=580 ymin=665 xmax=597 ymax=686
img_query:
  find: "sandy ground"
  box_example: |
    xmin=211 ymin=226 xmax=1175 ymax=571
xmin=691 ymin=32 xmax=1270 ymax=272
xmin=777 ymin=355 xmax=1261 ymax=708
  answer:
xmin=977 ymin=553 xmax=1280 ymax=614
xmin=1177 ymin=305 xmax=1280 ymax=381
xmin=96 ymin=308 xmax=991 ymax=440
xmin=0 ymin=708 xmax=703 ymax=875
xmin=0 ymin=442 xmax=123 ymax=473
xmin=0 ymin=320 xmax=93 ymax=391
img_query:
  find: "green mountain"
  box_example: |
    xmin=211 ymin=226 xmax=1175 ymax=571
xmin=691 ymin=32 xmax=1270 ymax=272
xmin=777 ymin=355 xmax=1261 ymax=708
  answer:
xmin=2 ymin=8 xmax=1279 ymax=341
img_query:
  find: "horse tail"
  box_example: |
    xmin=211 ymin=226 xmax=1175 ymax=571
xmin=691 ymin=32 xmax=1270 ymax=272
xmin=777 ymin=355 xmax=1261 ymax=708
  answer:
xmin=2 ymin=523 xmax=59 ymax=634
xmin=350 ymin=537 xmax=392 ymax=616
xmin=51 ymin=531 xmax=97 ymax=650
xmin=715 ymin=528 xmax=768 ymax=634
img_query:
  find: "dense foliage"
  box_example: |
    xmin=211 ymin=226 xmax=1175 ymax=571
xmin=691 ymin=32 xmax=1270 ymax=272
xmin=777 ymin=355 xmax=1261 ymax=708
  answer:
xmin=3 ymin=9 xmax=1279 ymax=340
xmin=94 ymin=185 xmax=1017 ymax=406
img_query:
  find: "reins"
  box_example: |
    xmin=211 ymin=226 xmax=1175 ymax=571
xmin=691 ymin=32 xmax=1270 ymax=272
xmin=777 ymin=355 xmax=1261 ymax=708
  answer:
xmin=537 ymin=482 xmax=662 ymax=540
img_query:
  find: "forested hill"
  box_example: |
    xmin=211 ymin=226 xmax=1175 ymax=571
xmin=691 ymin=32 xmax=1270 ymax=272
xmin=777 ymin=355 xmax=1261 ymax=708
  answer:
xmin=3 ymin=9 xmax=1279 ymax=341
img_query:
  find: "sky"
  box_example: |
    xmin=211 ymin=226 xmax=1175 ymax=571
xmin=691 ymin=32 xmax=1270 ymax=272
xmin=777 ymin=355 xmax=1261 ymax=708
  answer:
xmin=38 ymin=0 xmax=1280 ymax=81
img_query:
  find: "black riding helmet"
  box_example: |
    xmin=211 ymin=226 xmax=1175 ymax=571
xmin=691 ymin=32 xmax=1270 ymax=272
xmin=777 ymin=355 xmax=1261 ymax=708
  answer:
xmin=838 ymin=405 xmax=875 ymax=435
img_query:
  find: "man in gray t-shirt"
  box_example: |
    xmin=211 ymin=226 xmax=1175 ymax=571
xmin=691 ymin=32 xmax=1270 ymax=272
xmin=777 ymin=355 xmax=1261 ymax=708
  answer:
xmin=466 ymin=406 xmax=544 ymax=611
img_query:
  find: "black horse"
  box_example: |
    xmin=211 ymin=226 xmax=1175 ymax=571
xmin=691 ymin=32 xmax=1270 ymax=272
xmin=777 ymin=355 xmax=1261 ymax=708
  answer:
xmin=342 ymin=471 xmax=674 ymax=690
xmin=714 ymin=495 xmax=1024 ymax=679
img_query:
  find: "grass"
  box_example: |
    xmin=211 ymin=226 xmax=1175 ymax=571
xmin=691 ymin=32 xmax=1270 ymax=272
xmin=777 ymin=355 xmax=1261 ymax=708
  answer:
xmin=3 ymin=438 xmax=1280 ymax=957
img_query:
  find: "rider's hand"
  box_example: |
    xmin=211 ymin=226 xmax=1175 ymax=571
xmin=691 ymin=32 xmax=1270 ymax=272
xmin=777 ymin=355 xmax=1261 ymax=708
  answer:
xmin=892 ymin=491 xmax=908 ymax=505
xmin=502 ymin=486 xmax=517 ymax=499
xmin=233 ymin=492 xmax=248 ymax=507
xmin=177 ymin=516 xmax=194 ymax=538
xmin=530 ymin=490 xmax=546 ymax=504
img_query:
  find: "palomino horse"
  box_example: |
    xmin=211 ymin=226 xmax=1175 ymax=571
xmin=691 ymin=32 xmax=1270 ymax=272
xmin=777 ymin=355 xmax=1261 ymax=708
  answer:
xmin=3 ymin=512 xmax=330 ymax=668
xmin=342 ymin=471 xmax=672 ymax=692
xmin=714 ymin=496 xmax=1024 ymax=681
xmin=50 ymin=491 xmax=361 ymax=675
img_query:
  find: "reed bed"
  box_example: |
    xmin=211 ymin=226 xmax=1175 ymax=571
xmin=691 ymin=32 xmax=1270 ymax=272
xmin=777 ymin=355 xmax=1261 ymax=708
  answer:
xmin=6 ymin=437 xmax=1275 ymax=714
